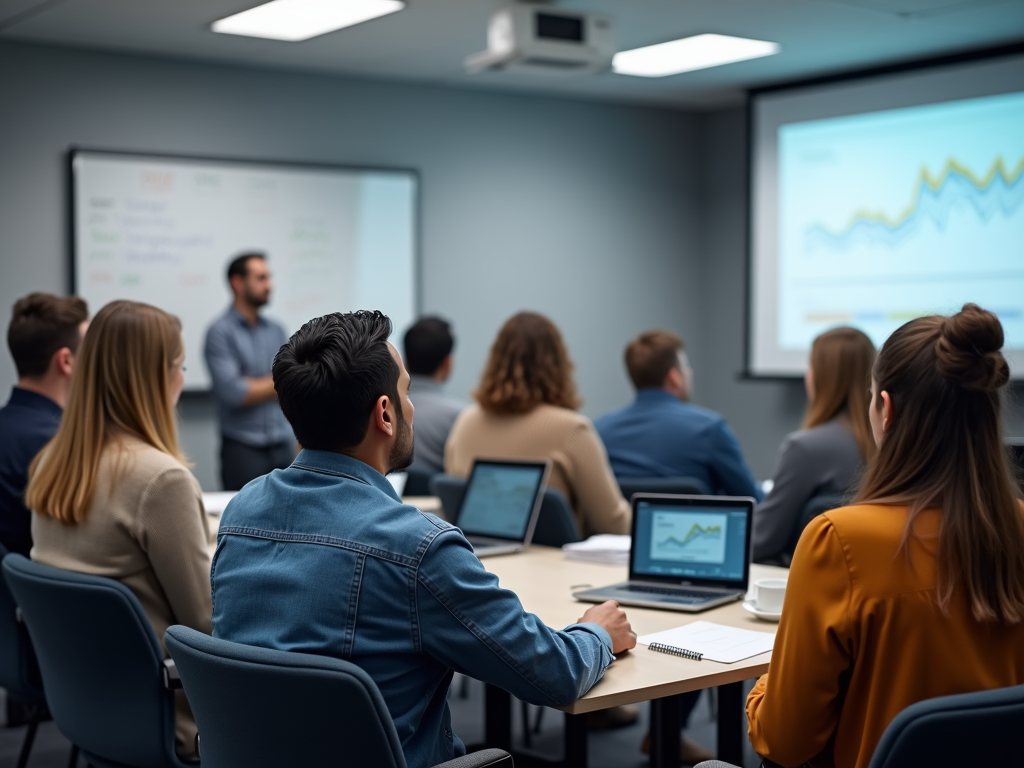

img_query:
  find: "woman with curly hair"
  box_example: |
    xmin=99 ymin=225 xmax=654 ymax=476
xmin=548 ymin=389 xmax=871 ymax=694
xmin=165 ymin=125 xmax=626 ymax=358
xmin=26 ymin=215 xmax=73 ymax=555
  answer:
xmin=445 ymin=312 xmax=630 ymax=536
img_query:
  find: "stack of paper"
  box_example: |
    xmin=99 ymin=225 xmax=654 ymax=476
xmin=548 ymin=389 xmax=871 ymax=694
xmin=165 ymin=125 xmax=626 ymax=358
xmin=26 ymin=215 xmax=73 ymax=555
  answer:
xmin=201 ymin=492 xmax=238 ymax=516
xmin=562 ymin=534 xmax=631 ymax=564
xmin=638 ymin=621 xmax=776 ymax=663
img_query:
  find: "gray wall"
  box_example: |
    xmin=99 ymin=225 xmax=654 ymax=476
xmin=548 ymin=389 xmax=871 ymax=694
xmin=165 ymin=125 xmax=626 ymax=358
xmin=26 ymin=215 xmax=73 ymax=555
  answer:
xmin=0 ymin=41 xmax=705 ymax=490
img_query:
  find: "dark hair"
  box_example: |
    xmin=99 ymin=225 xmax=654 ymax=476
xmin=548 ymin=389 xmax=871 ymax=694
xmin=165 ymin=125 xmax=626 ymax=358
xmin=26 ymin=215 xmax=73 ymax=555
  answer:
xmin=273 ymin=311 xmax=399 ymax=451
xmin=226 ymin=253 xmax=265 ymax=282
xmin=8 ymin=293 xmax=89 ymax=378
xmin=625 ymin=330 xmax=684 ymax=389
xmin=403 ymin=317 xmax=455 ymax=376
xmin=475 ymin=312 xmax=581 ymax=415
xmin=855 ymin=303 xmax=1024 ymax=623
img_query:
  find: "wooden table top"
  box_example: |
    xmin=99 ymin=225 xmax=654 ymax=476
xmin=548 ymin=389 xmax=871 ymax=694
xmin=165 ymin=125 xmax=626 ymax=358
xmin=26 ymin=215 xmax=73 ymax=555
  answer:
xmin=482 ymin=546 xmax=786 ymax=713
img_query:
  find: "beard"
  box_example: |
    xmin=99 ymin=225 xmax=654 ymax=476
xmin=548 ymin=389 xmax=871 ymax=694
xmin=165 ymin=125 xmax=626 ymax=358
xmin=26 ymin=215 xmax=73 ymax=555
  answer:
xmin=244 ymin=286 xmax=270 ymax=308
xmin=387 ymin=404 xmax=414 ymax=475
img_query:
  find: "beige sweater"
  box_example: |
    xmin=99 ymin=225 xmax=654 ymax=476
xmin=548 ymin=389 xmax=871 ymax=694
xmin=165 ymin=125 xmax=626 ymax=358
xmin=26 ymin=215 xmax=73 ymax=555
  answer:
xmin=445 ymin=403 xmax=631 ymax=537
xmin=32 ymin=435 xmax=212 ymax=757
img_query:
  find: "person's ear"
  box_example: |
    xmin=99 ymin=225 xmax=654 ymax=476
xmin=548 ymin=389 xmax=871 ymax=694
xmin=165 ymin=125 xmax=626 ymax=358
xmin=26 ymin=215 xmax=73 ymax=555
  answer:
xmin=880 ymin=390 xmax=894 ymax=432
xmin=53 ymin=347 xmax=74 ymax=378
xmin=665 ymin=367 xmax=683 ymax=391
xmin=374 ymin=395 xmax=395 ymax=437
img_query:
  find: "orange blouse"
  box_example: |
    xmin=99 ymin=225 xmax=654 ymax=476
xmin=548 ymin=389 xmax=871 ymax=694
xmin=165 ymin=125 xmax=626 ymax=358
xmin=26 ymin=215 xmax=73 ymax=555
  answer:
xmin=747 ymin=504 xmax=1024 ymax=768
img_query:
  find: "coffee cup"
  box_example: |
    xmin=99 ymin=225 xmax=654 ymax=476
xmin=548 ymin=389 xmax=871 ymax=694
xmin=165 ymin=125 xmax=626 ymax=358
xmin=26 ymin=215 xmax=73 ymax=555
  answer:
xmin=754 ymin=578 xmax=787 ymax=614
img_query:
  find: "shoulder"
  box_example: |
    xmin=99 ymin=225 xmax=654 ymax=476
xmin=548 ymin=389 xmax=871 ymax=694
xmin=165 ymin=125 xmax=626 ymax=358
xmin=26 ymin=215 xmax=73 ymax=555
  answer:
xmin=792 ymin=419 xmax=857 ymax=450
xmin=120 ymin=440 xmax=199 ymax=494
xmin=817 ymin=503 xmax=910 ymax=553
xmin=532 ymin=404 xmax=591 ymax=429
xmin=668 ymin=401 xmax=726 ymax=430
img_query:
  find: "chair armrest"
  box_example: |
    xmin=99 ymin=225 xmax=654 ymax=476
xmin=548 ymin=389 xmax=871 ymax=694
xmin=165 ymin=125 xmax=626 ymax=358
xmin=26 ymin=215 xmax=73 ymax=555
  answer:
xmin=433 ymin=748 xmax=514 ymax=768
xmin=162 ymin=658 xmax=183 ymax=690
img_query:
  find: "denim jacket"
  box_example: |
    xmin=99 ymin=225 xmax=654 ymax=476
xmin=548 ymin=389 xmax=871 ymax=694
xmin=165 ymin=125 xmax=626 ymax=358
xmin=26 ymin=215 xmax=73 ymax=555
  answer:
xmin=211 ymin=450 xmax=614 ymax=768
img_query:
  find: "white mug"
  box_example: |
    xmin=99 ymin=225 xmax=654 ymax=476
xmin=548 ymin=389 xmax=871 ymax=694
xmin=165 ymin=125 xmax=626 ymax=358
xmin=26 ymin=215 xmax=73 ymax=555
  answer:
xmin=754 ymin=578 xmax=787 ymax=614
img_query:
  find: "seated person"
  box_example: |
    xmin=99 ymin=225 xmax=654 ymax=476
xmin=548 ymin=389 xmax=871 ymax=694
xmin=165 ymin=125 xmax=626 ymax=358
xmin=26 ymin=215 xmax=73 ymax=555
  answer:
xmin=445 ymin=311 xmax=630 ymax=537
xmin=27 ymin=300 xmax=212 ymax=760
xmin=752 ymin=327 xmax=876 ymax=564
xmin=595 ymin=330 xmax=762 ymax=500
xmin=747 ymin=304 xmax=1024 ymax=768
xmin=211 ymin=310 xmax=635 ymax=768
xmin=0 ymin=293 xmax=88 ymax=556
xmin=402 ymin=316 xmax=465 ymax=477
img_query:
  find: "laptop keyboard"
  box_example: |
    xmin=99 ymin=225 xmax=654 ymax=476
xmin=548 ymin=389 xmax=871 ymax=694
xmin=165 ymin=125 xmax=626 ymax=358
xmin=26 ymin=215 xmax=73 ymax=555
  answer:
xmin=624 ymin=585 xmax=721 ymax=600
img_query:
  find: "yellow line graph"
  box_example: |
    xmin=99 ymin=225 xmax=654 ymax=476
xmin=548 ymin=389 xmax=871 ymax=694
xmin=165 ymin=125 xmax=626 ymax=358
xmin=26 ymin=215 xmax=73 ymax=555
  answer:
xmin=829 ymin=155 xmax=1024 ymax=235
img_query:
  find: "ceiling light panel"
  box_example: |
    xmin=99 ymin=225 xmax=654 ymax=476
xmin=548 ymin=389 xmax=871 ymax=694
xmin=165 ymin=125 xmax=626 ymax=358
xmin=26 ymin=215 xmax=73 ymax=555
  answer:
xmin=212 ymin=0 xmax=405 ymax=42
xmin=613 ymin=33 xmax=780 ymax=78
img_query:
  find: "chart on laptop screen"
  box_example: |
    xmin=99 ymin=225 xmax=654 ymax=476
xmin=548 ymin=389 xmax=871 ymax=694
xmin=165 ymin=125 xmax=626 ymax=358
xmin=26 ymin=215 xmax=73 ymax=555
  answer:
xmin=651 ymin=511 xmax=728 ymax=564
xmin=459 ymin=465 xmax=542 ymax=538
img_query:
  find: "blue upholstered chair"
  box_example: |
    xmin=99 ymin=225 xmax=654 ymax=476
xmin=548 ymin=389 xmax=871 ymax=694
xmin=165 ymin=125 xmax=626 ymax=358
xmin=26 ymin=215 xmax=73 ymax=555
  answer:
xmin=164 ymin=625 xmax=512 ymax=768
xmin=694 ymin=682 xmax=1024 ymax=768
xmin=617 ymin=476 xmax=710 ymax=500
xmin=2 ymin=554 xmax=192 ymax=768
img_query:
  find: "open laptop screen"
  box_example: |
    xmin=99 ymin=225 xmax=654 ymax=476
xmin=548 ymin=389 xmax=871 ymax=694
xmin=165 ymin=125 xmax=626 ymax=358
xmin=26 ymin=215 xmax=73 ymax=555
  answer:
xmin=631 ymin=498 xmax=751 ymax=584
xmin=457 ymin=461 xmax=548 ymax=541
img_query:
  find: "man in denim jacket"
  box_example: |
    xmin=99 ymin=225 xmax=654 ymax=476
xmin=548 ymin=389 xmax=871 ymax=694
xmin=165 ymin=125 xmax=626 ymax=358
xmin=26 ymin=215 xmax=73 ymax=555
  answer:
xmin=211 ymin=310 xmax=635 ymax=768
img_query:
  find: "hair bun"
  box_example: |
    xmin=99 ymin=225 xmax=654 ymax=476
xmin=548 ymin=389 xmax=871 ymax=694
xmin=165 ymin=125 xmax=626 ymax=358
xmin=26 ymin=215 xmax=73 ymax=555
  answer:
xmin=935 ymin=303 xmax=1009 ymax=392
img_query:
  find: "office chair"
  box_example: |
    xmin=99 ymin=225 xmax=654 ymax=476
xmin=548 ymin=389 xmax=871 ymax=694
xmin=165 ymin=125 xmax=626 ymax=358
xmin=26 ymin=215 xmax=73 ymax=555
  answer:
xmin=2 ymin=555 xmax=193 ymax=768
xmin=617 ymin=476 xmax=710 ymax=500
xmin=0 ymin=543 xmax=77 ymax=768
xmin=404 ymin=466 xmax=437 ymax=497
xmin=781 ymin=494 xmax=845 ymax=563
xmin=694 ymin=682 xmax=1024 ymax=768
xmin=164 ymin=625 xmax=512 ymax=768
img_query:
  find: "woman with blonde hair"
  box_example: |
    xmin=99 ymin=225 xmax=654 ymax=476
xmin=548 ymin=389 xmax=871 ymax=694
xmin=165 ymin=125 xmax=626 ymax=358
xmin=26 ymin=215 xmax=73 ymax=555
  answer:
xmin=747 ymin=304 xmax=1024 ymax=768
xmin=752 ymin=326 xmax=876 ymax=564
xmin=26 ymin=300 xmax=211 ymax=761
xmin=445 ymin=311 xmax=629 ymax=537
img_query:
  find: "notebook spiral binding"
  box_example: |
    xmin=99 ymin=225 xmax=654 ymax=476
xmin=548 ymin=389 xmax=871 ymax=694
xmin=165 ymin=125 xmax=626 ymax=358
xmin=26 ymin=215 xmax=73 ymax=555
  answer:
xmin=648 ymin=642 xmax=703 ymax=660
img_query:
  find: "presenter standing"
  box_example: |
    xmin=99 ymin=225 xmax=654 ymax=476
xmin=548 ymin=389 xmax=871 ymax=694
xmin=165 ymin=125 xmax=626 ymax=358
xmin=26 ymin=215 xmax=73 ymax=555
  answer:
xmin=204 ymin=253 xmax=293 ymax=490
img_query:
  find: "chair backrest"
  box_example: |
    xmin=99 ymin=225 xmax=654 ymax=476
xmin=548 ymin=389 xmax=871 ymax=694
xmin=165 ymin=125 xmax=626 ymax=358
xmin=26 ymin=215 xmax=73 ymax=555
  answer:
xmin=404 ymin=467 xmax=437 ymax=497
xmin=429 ymin=475 xmax=580 ymax=547
xmin=0 ymin=544 xmax=45 ymax=703
xmin=2 ymin=554 xmax=183 ymax=768
xmin=783 ymin=494 xmax=845 ymax=561
xmin=165 ymin=625 xmax=406 ymax=768
xmin=868 ymin=683 xmax=1024 ymax=767
xmin=531 ymin=488 xmax=581 ymax=547
xmin=617 ymin=476 xmax=710 ymax=500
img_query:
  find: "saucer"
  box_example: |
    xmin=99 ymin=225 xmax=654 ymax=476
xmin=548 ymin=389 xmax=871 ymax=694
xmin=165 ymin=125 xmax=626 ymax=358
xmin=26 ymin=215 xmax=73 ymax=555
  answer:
xmin=742 ymin=600 xmax=782 ymax=622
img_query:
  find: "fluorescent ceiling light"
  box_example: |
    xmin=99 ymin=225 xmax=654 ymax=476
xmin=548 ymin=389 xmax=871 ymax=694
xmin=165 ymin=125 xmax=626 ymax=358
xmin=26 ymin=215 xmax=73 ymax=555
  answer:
xmin=212 ymin=0 xmax=404 ymax=42
xmin=613 ymin=33 xmax=779 ymax=78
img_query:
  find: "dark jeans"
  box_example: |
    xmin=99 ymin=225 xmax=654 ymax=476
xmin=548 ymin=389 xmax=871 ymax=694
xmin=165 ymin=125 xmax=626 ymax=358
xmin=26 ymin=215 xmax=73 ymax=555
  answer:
xmin=220 ymin=437 xmax=294 ymax=491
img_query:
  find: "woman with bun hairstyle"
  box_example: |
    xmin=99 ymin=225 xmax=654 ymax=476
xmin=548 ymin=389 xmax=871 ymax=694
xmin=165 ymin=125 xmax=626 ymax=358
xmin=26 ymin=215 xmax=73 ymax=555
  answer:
xmin=746 ymin=304 xmax=1024 ymax=768
xmin=752 ymin=327 xmax=876 ymax=564
xmin=26 ymin=300 xmax=211 ymax=760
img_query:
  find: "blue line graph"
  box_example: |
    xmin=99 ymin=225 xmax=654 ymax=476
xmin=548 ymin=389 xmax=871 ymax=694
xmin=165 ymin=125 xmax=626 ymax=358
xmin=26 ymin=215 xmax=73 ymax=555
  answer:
xmin=804 ymin=156 xmax=1024 ymax=252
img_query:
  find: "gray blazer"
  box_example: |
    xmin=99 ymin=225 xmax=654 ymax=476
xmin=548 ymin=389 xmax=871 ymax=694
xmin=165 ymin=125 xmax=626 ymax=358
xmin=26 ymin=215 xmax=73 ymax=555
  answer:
xmin=752 ymin=417 xmax=864 ymax=564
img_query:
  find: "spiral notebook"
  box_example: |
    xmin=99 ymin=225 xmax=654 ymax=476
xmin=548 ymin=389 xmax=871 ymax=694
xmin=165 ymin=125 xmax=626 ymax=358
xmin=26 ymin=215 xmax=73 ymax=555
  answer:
xmin=637 ymin=621 xmax=776 ymax=663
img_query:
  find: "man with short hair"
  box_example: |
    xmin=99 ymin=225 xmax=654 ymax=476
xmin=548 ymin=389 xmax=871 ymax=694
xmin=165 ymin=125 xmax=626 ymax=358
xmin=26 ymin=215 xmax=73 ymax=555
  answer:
xmin=596 ymin=330 xmax=763 ymax=500
xmin=204 ymin=253 xmax=292 ymax=490
xmin=402 ymin=316 xmax=465 ymax=476
xmin=212 ymin=311 xmax=635 ymax=768
xmin=0 ymin=293 xmax=88 ymax=556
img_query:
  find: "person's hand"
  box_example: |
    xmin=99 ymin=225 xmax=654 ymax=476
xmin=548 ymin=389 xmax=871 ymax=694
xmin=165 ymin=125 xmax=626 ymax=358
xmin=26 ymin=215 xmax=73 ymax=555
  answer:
xmin=578 ymin=600 xmax=637 ymax=654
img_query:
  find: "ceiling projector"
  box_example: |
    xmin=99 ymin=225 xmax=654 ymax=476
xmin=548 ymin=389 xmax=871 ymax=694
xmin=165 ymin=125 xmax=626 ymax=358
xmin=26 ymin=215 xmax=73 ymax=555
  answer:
xmin=464 ymin=4 xmax=616 ymax=76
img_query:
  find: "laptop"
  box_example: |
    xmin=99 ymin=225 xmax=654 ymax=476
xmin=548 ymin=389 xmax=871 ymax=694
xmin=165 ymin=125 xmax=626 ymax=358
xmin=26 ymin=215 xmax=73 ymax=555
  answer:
xmin=573 ymin=493 xmax=755 ymax=612
xmin=452 ymin=459 xmax=551 ymax=557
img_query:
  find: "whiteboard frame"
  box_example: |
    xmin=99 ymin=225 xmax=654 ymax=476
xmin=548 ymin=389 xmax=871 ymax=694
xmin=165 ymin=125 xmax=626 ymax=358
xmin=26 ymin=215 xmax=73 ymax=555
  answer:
xmin=68 ymin=146 xmax=422 ymax=394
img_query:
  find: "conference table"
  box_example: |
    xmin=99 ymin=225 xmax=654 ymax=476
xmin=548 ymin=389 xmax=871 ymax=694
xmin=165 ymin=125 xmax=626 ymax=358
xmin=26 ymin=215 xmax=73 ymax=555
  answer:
xmin=477 ymin=546 xmax=785 ymax=768
xmin=205 ymin=494 xmax=785 ymax=768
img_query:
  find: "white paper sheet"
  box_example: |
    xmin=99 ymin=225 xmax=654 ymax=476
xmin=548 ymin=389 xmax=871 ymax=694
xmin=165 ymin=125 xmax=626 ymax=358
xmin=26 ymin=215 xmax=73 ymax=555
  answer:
xmin=638 ymin=620 xmax=776 ymax=663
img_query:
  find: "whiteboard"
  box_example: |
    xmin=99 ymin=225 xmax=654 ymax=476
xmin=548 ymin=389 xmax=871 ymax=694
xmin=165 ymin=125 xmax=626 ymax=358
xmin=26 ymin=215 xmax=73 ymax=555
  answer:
xmin=72 ymin=150 xmax=417 ymax=390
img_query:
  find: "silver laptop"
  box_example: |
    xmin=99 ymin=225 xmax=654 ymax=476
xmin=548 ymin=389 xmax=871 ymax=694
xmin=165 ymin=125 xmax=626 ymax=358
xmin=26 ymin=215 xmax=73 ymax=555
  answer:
xmin=573 ymin=494 xmax=755 ymax=612
xmin=454 ymin=459 xmax=551 ymax=557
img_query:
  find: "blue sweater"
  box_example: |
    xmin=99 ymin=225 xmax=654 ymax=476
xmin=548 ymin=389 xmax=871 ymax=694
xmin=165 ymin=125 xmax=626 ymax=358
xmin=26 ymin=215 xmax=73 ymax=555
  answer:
xmin=594 ymin=389 xmax=763 ymax=501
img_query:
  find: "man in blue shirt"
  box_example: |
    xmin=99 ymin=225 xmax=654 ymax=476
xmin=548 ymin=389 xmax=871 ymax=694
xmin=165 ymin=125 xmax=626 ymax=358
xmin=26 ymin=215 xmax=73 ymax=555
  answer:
xmin=204 ymin=253 xmax=293 ymax=490
xmin=0 ymin=293 xmax=88 ymax=556
xmin=596 ymin=330 xmax=763 ymax=501
xmin=212 ymin=310 xmax=635 ymax=768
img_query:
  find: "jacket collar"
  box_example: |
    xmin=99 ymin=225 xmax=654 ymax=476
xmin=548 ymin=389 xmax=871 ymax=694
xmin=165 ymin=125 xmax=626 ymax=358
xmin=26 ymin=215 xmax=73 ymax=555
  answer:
xmin=291 ymin=449 xmax=401 ymax=501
